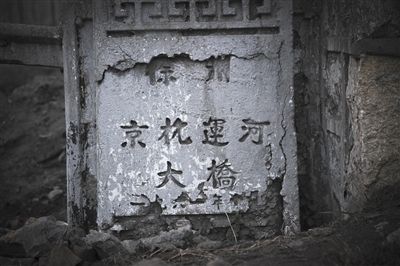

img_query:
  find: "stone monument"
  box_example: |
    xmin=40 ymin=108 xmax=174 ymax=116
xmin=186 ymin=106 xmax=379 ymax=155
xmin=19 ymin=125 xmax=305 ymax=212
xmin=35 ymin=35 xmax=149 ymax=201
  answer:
xmin=63 ymin=0 xmax=299 ymax=238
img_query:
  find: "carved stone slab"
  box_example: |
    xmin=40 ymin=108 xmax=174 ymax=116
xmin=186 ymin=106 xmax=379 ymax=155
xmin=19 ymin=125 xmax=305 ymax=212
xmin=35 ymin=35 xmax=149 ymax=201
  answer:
xmin=93 ymin=0 xmax=299 ymax=234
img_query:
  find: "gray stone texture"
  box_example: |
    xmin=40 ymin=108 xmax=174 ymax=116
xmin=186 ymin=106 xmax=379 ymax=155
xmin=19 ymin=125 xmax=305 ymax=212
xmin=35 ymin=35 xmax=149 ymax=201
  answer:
xmin=293 ymin=0 xmax=400 ymax=227
xmin=345 ymin=56 xmax=400 ymax=212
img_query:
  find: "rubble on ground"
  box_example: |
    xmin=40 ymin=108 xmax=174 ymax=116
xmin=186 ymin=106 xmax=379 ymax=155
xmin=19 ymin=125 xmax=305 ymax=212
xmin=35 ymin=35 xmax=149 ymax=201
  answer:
xmin=0 ymin=209 xmax=400 ymax=265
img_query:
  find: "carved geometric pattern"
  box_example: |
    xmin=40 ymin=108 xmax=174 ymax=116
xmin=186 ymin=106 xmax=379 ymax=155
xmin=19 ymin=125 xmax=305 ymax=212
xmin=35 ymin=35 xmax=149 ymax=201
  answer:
xmin=147 ymin=0 xmax=162 ymax=18
xmin=114 ymin=0 xmax=132 ymax=18
xmin=168 ymin=0 xmax=187 ymax=16
xmin=256 ymin=0 xmax=271 ymax=15
xmin=111 ymin=0 xmax=275 ymax=31
xmin=222 ymin=0 xmax=236 ymax=16
xmin=198 ymin=0 xmax=216 ymax=17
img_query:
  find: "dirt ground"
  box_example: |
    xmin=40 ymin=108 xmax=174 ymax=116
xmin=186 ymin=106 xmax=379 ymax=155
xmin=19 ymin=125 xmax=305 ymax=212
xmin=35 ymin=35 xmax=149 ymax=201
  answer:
xmin=1 ymin=66 xmax=400 ymax=265
xmin=0 ymin=208 xmax=399 ymax=265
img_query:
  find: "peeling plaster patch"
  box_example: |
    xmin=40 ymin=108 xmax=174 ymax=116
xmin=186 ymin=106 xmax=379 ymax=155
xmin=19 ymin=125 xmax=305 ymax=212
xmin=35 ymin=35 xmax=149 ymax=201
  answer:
xmin=108 ymin=179 xmax=123 ymax=202
xmin=96 ymin=35 xmax=281 ymax=83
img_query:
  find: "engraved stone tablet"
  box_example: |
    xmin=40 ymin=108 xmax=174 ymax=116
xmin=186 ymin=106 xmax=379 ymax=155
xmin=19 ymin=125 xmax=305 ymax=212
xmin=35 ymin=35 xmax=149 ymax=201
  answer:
xmin=92 ymin=0 xmax=299 ymax=235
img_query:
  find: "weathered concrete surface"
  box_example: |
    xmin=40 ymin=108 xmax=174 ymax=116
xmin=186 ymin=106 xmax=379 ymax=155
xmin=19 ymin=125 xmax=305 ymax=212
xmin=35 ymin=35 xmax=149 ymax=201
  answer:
xmin=91 ymin=0 xmax=298 ymax=238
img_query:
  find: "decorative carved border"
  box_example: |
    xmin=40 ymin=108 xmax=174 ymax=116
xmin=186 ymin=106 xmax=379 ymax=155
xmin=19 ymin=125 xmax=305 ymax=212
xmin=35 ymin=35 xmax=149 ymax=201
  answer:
xmin=108 ymin=0 xmax=277 ymax=31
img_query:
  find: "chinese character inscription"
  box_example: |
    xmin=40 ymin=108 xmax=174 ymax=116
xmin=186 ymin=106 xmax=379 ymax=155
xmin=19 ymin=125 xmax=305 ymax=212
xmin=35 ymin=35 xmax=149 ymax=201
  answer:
xmin=206 ymin=159 xmax=239 ymax=189
xmin=202 ymin=117 xmax=229 ymax=146
xmin=156 ymin=161 xmax=185 ymax=188
xmin=239 ymin=119 xmax=270 ymax=144
xmin=120 ymin=120 xmax=149 ymax=148
xmin=158 ymin=118 xmax=192 ymax=145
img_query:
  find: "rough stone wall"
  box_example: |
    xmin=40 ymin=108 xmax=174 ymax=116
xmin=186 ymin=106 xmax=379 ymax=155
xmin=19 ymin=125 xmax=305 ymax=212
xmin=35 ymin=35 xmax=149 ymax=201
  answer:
xmin=345 ymin=56 xmax=400 ymax=212
xmin=294 ymin=0 xmax=400 ymax=228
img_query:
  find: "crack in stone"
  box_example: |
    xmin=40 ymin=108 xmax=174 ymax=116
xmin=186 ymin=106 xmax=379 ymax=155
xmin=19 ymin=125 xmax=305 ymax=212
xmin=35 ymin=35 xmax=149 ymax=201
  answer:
xmin=97 ymin=51 xmax=273 ymax=84
xmin=277 ymin=41 xmax=287 ymax=179
xmin=231 ymin=53 xmax=275 ymax=61
xmin=278 ymin=94 xmax=288 ymax=179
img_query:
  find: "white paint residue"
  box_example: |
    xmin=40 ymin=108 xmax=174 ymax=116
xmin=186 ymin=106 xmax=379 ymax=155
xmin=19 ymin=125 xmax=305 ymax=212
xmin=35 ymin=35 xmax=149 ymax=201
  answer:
xmin=109 ymin=175 xmax=117 ymax=182
xmin=110 ymin=224 xmax=124 ymax=232
xmin=127 ymin=171 xmax=135 ymax=179
xmin=109 ymin=187 xmax=119 ymax=201
xmin=190 ymin=155 xmax=208 ymax=170
xmin=160 ymin=142 xmax=178 ymax=155
xmin=116 ymin=163 xmax=123 ymax=175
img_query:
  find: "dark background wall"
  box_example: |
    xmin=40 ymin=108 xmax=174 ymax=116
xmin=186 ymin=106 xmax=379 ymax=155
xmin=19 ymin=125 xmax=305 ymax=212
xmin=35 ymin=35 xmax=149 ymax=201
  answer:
xmin=0 ymin=0 xmax=61 ymax=26
xmin=0 ymin=0 xmax=65 ymax=229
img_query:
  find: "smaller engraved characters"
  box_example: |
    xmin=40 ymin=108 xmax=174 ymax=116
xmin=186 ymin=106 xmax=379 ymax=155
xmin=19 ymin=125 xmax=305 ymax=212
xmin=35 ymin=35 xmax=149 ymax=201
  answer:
xmin=202 ymin=117 xmax=229 ymax=146
xmin=206 ymin=159 xmax=239 ymax=189
xmin=156 ymin=161 xmax=186 ymax=188
xmin=239 ymin=119 xmax=270 ymax=145
xmin=157 ymin=65 xmax=177 ymax=85
xmin=212 ymin=194 xmax=223 ymax=210
xmin=120 ymin=120 xmax=149 ymax=148
xmin=264 ymin=143 xmax=273 ymax=170
xmin=158 ymin=118 xmax=192 ymax=145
